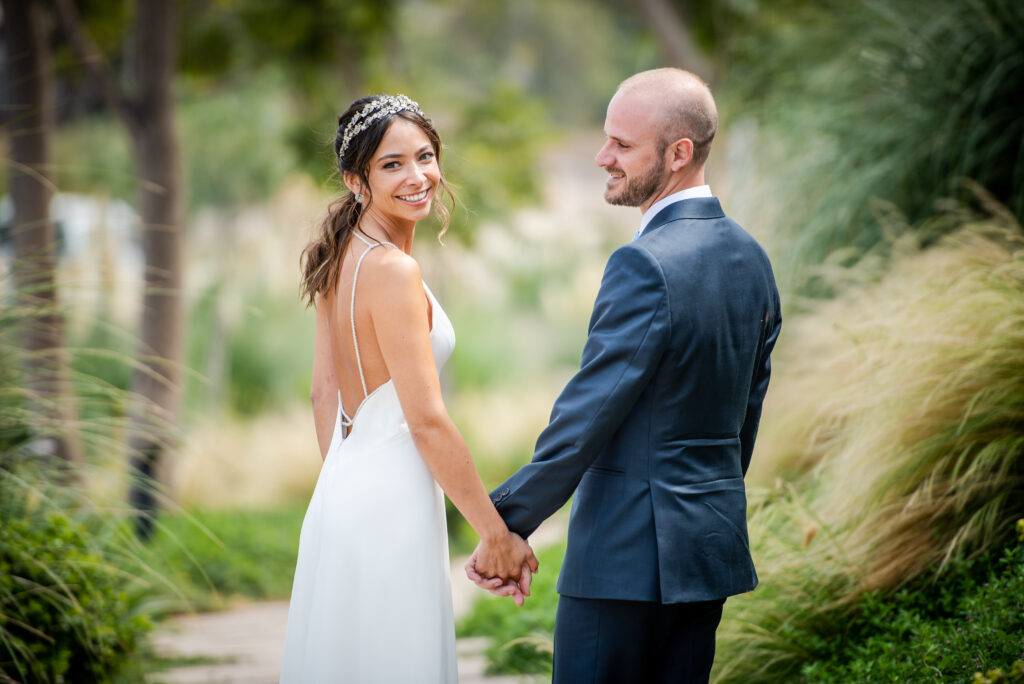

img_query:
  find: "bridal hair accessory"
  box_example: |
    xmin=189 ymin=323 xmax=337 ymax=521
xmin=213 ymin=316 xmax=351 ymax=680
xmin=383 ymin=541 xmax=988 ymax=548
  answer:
xmin=339 ymin=94 xmax=424 ymax=160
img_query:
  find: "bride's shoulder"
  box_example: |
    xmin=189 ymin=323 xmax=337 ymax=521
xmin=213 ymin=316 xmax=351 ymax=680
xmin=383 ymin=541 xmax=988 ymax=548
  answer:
xmin=363 ymin=248 xmax=423 ymax=297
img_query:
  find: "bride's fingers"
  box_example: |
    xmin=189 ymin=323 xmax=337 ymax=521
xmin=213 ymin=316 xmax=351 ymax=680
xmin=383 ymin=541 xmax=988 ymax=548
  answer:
xmin=467 ymin=560 xmax=507 ymax=591
xmin=518 ymin=565 xmax=532 ymax=597
xmin=511 ymin=584 xmax=525 ymax=607
xmin=464 ymin=555 xmax=483 ymax=583
xmin=481 ymin=575 xmax=504 ymax=589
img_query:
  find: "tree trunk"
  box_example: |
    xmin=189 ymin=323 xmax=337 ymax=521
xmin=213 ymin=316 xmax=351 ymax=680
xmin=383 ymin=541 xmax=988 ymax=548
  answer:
xmin=2 ymin=0 xmax=84 ymax=475
xmin=123 ymin=0 xmax=185 ymax=540
xmin=635 ymin=0 xmax=714 ymax=83
xmin=52 ymin=0 xmax=185 ymax=537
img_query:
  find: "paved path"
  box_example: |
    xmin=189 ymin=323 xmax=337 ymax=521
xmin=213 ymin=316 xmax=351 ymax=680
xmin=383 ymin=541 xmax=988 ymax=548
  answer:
xmin=149 ymin=518 xmax=565 ymax=683
xmin=149 ymin=604 xmax=529 ymax=683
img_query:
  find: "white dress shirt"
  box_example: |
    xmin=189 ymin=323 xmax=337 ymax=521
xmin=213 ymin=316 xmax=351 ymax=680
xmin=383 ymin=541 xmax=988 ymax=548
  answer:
xmin=636 ymin=185 xmax=713 ymax=238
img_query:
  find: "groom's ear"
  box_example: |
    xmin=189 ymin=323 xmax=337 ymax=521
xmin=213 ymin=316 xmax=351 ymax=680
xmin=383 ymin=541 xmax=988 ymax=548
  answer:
xmin=667 ymin=137 xmax=695 ymax=172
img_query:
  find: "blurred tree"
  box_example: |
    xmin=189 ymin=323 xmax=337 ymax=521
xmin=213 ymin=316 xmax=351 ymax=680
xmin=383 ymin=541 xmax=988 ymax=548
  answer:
xmin=54 ymin=0 xmax=184 ymax=539
xmin=634 ymin=0 xmax=714 ymax=80
xmin=50 ymin=0 xmax=400 ymax=534
xmin=1 ymin=0 xmax=84 ymax=475
xmin=177 ymin=0 xmax=398 ymax=180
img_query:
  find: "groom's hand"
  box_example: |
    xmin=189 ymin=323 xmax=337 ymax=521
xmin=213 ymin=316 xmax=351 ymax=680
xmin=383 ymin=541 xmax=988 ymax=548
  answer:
xmin=465 ymin=548 xmax=535 ymax=607
xmin=473 ymin=531 xmax=539 ymax=584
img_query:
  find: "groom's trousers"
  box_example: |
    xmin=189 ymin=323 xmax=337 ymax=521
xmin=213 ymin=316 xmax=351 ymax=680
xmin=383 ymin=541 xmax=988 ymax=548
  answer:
xmin=552 ymin=595 xmax=725 ymax=684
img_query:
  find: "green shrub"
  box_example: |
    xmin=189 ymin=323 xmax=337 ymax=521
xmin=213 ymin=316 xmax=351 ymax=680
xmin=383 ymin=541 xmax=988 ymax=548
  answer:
xmin=143 ymin=504 xmax=306 ymax=608
xmin=798 ymin=522 xmax=1024 ymax=683
xmin=0 ymin=470 xmax=151 ymax=683
xmin=457 ymin=541 xmax=563 ymax=675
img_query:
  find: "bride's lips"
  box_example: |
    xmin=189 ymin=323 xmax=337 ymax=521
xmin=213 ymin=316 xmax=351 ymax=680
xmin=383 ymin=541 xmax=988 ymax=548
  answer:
xmin=396 ymin=186 xmax=432 ymax=205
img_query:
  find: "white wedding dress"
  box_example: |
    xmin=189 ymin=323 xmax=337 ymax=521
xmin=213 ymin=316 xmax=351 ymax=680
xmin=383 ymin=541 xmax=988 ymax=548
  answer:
xmin=280 ymin=234 xmax=458 ymax=683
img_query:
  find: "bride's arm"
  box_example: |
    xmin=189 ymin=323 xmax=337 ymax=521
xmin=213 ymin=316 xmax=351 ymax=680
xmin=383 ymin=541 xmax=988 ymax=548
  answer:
xmin=368 ymin=254 xmax=538 ymax=583
xmin=310 ymin=296 xmax=340 ymax=460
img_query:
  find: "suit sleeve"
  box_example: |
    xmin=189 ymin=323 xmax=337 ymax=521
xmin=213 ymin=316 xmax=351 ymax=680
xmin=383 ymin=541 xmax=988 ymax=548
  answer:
xmin=739 ymin=290 xmax=782 ymax=475
xmin=490 ymin=246 xmax=670 ymax=538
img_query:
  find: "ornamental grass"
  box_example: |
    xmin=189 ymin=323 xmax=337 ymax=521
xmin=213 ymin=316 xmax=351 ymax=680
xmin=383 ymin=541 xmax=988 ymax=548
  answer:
xmin=714 ymin=219 xmax=1024 ymax=682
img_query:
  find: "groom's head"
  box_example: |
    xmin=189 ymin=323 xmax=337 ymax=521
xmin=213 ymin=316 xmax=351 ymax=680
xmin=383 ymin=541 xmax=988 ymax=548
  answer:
xmin=595 ymin=68 xmax=718 ymax=212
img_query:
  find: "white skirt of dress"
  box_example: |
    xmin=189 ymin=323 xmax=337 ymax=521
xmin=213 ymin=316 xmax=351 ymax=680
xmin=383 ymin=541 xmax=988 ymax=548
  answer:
xmin=280 ymin=385 xmax=457 ymax=683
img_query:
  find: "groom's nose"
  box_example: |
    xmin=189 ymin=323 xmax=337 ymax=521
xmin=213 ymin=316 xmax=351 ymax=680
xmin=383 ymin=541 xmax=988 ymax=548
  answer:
xmin=595 ymin=140 xmax=613 ymax=168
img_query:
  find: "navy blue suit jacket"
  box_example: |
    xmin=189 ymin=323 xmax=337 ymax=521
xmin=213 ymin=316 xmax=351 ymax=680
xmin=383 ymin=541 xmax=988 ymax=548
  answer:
xmin=490 ymin=197 xmax=781 ymax=604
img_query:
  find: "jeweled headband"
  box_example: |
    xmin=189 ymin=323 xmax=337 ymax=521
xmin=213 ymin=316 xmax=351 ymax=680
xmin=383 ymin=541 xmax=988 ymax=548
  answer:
xmin=337 ymin=94 xmax=424 ymax=160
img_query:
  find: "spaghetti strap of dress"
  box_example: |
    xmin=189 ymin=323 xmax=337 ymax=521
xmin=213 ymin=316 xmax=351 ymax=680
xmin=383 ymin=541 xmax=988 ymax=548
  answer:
xmin=339 ymin=232 xmax=399 ymax=435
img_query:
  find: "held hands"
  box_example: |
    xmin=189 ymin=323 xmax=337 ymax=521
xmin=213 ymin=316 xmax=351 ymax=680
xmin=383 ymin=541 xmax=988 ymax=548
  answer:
xmin=465 ymin=532 xmax=539 ymax=607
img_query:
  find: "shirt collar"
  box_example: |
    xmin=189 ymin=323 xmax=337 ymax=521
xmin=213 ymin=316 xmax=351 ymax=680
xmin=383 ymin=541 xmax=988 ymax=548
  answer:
xmin=639 ymin=185 xmax=713 ymax=235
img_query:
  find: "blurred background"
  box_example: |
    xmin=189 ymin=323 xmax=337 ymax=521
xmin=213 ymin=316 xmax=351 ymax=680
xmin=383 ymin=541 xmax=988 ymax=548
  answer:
xmin=1 ymin=0 xmax=1022 ymax=682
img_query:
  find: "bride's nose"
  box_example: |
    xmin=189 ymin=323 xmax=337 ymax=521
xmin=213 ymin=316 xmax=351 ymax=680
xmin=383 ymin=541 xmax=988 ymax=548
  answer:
xmin=406 ymin=164 xmax=427 ymax=187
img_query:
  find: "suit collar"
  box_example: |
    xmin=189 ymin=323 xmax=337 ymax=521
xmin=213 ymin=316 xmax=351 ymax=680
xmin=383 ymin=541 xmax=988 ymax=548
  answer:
xmin=639 ymin=197 xmax=725 ymax=239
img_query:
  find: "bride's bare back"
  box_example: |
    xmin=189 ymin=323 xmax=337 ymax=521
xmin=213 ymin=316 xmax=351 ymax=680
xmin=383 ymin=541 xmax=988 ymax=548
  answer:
xmin=322 ymin=238 xmax=434 ymax=427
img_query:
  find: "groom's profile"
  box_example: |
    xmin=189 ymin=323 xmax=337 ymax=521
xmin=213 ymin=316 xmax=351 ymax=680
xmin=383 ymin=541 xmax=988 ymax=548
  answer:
xmin=469 ymin=68 xmax=781 ymax=683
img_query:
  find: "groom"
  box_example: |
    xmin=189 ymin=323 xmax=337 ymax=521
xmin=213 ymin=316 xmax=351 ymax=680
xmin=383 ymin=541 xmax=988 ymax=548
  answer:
xmin=469 ymin=68 xmax=782 ymax=683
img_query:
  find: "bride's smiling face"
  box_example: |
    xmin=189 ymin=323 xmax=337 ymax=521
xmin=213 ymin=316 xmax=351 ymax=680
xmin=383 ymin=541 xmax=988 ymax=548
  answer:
xmin=363 ymin=118 xmax=441 ymax=226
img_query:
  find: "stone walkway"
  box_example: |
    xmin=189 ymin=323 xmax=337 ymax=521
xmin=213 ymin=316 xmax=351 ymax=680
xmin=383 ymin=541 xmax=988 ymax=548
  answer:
xmin=149 ymin=518 xmax=565 ymax=683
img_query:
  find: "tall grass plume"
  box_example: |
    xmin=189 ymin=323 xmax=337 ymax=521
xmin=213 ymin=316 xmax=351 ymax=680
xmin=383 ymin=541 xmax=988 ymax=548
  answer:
xmin=715 ymin=218 xmax=1024 ymax=682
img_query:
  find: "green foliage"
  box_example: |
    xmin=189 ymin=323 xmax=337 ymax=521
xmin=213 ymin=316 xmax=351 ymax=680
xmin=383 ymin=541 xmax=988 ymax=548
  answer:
xmin=715 ymin=222 xmax=1024 ymax=682
xmin=181 ymin=283 xmax=315 ymax=418
xmin=0 ymin=469 xmax=151 ymax=683
xmin=402 ymin=0 xmax=657 ymax=126
xmin=144 ymin=504 xmax=306 ymax=607
xmin=180 ymin=0 xmax=395 ymax=79
xmin=53 ymin=72 xmax=300 ymax=211
xmin=178 ymin=72 xmax=298 ymax=209
xmin=52 ymin=118 xmax=135 ymax=202
xmin=444 ymin=306 xmax=524 ymax=389
xmin=457 ymin=541 xmax=563 ymax=675
xmin=222 ymin=293 xmax=315 ymax=417
xmin=437 ymin=83 xmax=553 ymax=242
xmin=0 ymin=282 xmax=136 ymax=467
xmin=722 ymin=0 xmax=1024 ymax=294
xmin=797 ymin=527 xmax=1024 ymax=683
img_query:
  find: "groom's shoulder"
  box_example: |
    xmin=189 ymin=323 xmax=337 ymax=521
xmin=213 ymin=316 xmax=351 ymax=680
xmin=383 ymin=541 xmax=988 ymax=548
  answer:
xmin=606 ymin=241 xmax=665 ymax=281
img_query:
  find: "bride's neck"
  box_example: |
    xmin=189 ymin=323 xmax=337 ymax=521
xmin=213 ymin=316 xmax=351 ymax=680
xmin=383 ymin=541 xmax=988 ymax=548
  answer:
xmin=357 ymin=212 xmax=414 ymax=253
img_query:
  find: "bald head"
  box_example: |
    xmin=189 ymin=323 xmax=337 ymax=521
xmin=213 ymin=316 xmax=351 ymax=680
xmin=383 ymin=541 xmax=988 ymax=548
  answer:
xmin=617 ymin=68 xmax=718 ymax=166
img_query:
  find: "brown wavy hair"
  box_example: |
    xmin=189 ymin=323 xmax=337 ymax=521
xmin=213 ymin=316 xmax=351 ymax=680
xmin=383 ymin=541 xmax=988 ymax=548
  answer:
xmin=299 ymin=96 xmax=455 ymax=307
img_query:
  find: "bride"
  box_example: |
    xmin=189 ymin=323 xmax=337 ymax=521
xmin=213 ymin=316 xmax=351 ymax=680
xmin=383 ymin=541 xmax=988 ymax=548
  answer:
xmin=279 ymin=94 xmax=538 ymax=682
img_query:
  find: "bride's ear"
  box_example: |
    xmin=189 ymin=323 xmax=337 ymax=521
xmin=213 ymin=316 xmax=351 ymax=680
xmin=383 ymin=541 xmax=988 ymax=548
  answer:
xmin=342 ymin=171 xmax=362 ymax=197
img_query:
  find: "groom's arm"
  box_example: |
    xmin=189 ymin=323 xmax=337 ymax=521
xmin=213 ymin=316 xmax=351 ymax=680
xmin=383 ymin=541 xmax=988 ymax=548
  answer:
xmin=490 ymin=245 xmax=670 ymax=539
xmin=738 ymin=295 xmax=781 ymax=476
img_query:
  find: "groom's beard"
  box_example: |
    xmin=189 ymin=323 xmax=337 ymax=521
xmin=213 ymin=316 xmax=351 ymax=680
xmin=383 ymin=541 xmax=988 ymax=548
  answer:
xmin=604 ymin=157 xmax=667 ymax=208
